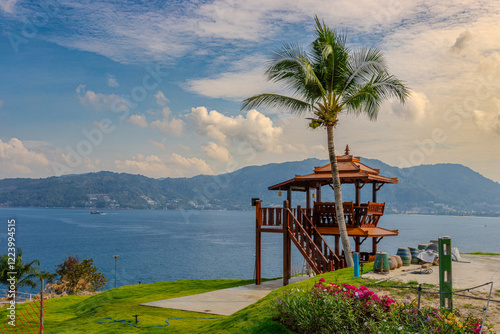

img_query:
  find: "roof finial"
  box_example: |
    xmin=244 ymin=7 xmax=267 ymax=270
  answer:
xmin=345 ymin=145 xmax=350 ymax=155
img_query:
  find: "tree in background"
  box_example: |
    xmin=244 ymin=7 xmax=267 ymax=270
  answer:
xmin=0 ymin=248 xmax=40 ymax=295
xmin=242 ymin=16 xmax=410 ymax=267
xmin=52 ymin=255 xmax=108 ymax=295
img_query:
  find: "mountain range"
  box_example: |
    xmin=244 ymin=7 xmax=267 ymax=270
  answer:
xmin=1 ymin=158 xmax=499 ymax=216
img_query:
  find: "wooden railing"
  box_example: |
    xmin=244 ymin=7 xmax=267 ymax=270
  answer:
xmin=259 ymin=207 xmax=284 ymax=226
xmin=357 ymin=202 xmax=385 ymax=227
xmin=313 ymin=202 xmax=385 ymax=228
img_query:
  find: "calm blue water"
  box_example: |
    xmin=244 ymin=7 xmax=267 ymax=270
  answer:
xmin=0 ymin=208 xmax=499 ymax=291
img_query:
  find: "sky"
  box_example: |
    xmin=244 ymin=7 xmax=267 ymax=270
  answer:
xmin=0 ymin=0 xmax=499 ymax=182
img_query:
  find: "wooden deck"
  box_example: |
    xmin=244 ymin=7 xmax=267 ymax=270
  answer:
xmin=255 ymin=200 xmax=398 ymax=281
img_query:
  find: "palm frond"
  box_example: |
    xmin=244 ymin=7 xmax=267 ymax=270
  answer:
xmin=341 ymin=47 xmax=387 ymax=93
xmin=241 ymin=93 xmax=312 ymax=116
xmin=264 ymin=43 xmax=326 ymax=103
xmin=342 ymin=71 xmax=410 ymax=120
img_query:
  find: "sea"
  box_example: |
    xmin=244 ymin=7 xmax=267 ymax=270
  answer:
xmin=0 ymin=208 xmax=499 ymax=292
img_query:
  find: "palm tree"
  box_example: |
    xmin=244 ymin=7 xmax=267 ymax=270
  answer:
xmin=242 ymin=17 xmax=410 ymax=267
xmin=0 ymin=248 xmax=41 ymax=295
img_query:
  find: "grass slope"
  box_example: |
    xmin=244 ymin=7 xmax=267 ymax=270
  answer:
xmin=1 ymin=279 xmax=262 ymax=333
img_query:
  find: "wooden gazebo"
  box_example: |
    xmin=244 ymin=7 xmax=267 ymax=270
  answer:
xmin=254 ymin=146 xmax=399 ymax=285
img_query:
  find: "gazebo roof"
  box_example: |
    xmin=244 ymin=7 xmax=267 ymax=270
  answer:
xmin=269 ymin=145 xmax=397 ymax=191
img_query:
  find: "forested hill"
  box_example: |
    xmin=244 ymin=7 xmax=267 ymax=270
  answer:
xmin=0 ymin=158 xmax=499 ymax=216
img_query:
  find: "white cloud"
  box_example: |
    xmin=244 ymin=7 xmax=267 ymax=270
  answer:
xmin=0 ymin=138 xmax=51 ymax=176
xmin=186 ymin=67 xmax=277 ymax=101
xmin=154 ymin=91 xmax=168 ymax=106
xmin=76 ymin=85 xmax=122 ymax=110
xmin=168 ymin=153 xmax=213 ymax=175
xmin=115 ymin=154 xmax=169 ymax=177
xmin=150 ymin=107 xmax=184 ymax=136
xmin=6 ymin=0 xmax=499 ymax=66
xmin=186 ymin=107 xmax=283 ymax=153
xmin=106 ymin=74 xmax=119 ymax=87
xmin=473 ymin=109 xmax=500 ymax=135
xmin=128 ymin=114 xmax=148 ymax=128
xmin=114 ymin=153 xmax=213 ymax=178
xmin=390 ymin=92 xmax=429 ymax=122
xmin=150 ymin=140 xmax=165 ymax=150
xmin=0 ymin=0 xmax=18 ymax=13
xmin=202 ymin=142 xmax=232 ymax=163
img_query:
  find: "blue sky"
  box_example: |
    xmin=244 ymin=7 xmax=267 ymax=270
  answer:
xmin=1 ymin=0 xmax=499 ymax=182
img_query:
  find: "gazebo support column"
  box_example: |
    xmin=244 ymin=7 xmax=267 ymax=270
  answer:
xmin=287 ymin=189 xmax=292 ymax=208
xmin=355 ymin=181 xmax=361 ymax=206
xmin=283 ymin=200 xmax=291 ymax=286
xmin=306 ymin=188 xmax=311 ymax=210
xmin=355 ymin=237 xmax=361 ymax=253
xmin=355 ymin=181 xmax=361 ymax=225
xmin=372 ymin=183 xmax=377 ymax=202
xmin=373 ymin=237 xmax=383 ymax=254
xmin=335 ymin=235 xmax=340 ymax=256
xmin=316 ymin=185 xmax=322 ymax=202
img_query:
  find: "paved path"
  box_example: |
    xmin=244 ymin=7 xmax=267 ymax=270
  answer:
xmin=140 ymin=276 xmax=311 ymax=316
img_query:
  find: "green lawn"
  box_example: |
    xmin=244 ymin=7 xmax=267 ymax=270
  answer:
xmin=0 ymin=265 xmax=377 ymax=333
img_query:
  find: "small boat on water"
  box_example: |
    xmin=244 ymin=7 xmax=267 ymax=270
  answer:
xmin=90 ymin=210 xmax=105 ymax=215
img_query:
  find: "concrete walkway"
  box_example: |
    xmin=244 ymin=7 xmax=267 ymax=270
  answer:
xmin=140 ymin=275 xmax=311 ymax=316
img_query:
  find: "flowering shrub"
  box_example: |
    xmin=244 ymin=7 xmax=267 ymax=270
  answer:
xmin=272 ymin=278 xmax=496 ymax=334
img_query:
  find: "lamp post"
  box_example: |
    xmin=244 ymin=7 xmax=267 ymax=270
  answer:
xmin=113 ymin=255 xmax=119 ymax=288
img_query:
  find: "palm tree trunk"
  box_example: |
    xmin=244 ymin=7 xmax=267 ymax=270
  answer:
xmin=327 ymin=124 xmax=354 ymax=268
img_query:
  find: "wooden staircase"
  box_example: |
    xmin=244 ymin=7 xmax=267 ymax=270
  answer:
xmin=257 ymin=201 xmax=341 ymax=275
xmin=286 ymin=207 xmax=341 ymax=274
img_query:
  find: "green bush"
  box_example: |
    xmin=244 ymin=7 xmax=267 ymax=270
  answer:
xmin=272 ymin=278 xmax=496 ymax=334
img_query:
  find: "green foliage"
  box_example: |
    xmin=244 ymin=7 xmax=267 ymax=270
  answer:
xmin=0 ymin=247 xmax=40 ymax=291
xmin=53 ymin=255 xmax=108 ymax=294
xmin=272 ymin=279 xmax=494 ymax=334
xmin=242 ymin=16 xmax=409 ymax=128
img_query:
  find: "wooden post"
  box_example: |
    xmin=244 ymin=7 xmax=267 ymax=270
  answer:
xmin=283 ymin=200 xmax=290 ymax=286
xmin=372 ymin=237 xmax=377 ymax=254
xmin=355 ymin=236 xmax=361 ymax=253
xmin=372 ymin=183 xmax=377 ymax=203
xmin=287 ymin=189 xmax=292 ymax=208
xmin=306 ymin=188 xmax=311 ymax=210
xmin=316 ymin=185 xmax=322 ymax=202
xmin=355 ymin=181 xmax=360 ymax=206
xmin=334 ymin=235 xmax=340 ymax=256
xmin=255 ymin=200 xmax=262 ymax=285
xmin=355 ymin=181 xmax=361 ymax=225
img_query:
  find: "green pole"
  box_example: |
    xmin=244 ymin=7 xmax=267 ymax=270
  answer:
xmin=439 ymin=237 xmax=453 ymax=310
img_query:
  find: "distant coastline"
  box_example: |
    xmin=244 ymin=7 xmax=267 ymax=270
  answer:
xmin=1 ymin=206 xmax=499 ymax=218
xmin=1 ymin=158 xmax=499 ymax=216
